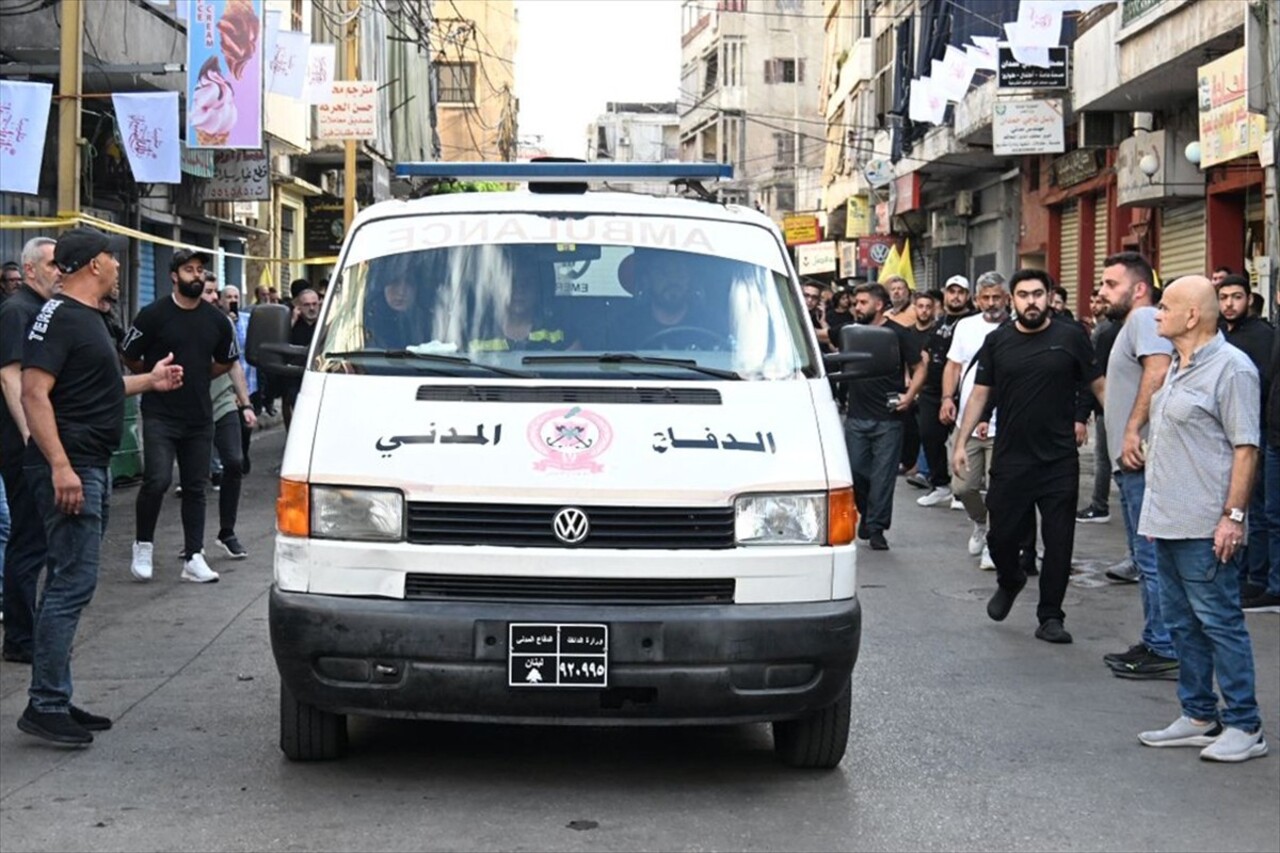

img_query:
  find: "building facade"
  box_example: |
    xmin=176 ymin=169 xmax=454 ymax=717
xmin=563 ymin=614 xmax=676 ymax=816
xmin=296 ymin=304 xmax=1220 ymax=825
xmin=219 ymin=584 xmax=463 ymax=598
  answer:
xmin=586 ymin=102 xmax=681 ymax=195
xmin=433 ymin=0 xmax=518 ymax=163
xmin=678 ymin=0 xmax=825 ymax=218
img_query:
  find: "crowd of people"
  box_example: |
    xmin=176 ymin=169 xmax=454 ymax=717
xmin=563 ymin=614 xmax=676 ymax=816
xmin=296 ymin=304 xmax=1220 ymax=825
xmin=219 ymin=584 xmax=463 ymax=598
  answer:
xmin=0 ymin=228 xmax=322 ymax=747
xmin=811 ymin=253 xmax=1274 ymax=763
xmin=0 ymin=229 xmax=1274 ymax=763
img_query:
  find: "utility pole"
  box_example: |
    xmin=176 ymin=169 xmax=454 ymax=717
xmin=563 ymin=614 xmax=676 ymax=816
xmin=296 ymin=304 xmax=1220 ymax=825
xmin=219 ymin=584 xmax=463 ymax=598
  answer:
xmin=57 ymin=0 xmax=84 ymax=215
xmin=343 ymin=0 xmax=359 ymax=231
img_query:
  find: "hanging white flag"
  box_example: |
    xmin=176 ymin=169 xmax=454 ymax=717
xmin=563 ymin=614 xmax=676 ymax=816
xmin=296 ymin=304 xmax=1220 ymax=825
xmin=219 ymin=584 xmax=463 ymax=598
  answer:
xmin=1004 ymin=23 xmax=1052 ymax=69
xmin=262 ymin=9 xmax=283 ymax=84
xmin=968 ymin=36 xmax=999 ymax=71
xmin=112 ymin=91 xmax=182 ymax=183
xmin=306 ymin=43 xmax=337 ymax=105
xmin=1016 ymin=0 xmax=1062 ymax=48
xmin=268 ymin=30 xmax=310 ymax=98
xmin=908 ymin=77 xmax=947 ymax=126
xmin=0 ymin=80 xmax=53 ymax=195
xmin=937 ymin=44 xmax=975 ymax=101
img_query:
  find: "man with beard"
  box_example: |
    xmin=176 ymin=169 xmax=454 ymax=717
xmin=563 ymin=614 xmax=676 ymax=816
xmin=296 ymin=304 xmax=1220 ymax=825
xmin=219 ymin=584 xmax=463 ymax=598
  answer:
xmin=1217 ymin=274 xmax=1274 ymax=608
xmin=122 ymin=249 xmax=239 ymax=585
xmin=883 ymin=275 xmax=917 ymax=328
xmin=283 ymin=288 xmax=321 ymax=431
xmin=843 ymin=283 xmax=926 ymax=551
xmin=955 ymin=269 xmax=1104 ymax=644
xmin=914 ymin=276 xmax=977 ymax=505
xmin=803 ymin=281 xmax=834 ymax=353
xmin=941 ymin=272 xmax=1009 ymax=569
xmin=1 ymin=236 xmax=60 ymax=662
xmin=1078 ymin=288 xmax=1121 ymax=527
xmin=1096 ymin=251 xmax=1179 ymax=676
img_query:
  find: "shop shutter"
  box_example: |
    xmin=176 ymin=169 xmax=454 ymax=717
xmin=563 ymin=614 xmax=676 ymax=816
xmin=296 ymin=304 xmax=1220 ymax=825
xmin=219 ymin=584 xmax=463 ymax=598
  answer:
xmin=916 ymin=242 xmax=933 ymax=291
xmin=137 ymin=240 xmax=156 ymax=308
xmin=1090 ymin=196 xmax=1109 ymax=286
xmin=1158 ymin=200 xmax=1206 ymax=282
xmin=1058 ymin=201 xmax=1079 ymax=308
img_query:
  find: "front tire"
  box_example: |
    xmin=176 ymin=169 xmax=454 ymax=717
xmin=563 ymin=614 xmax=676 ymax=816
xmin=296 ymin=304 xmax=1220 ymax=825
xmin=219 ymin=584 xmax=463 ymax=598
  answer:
xmin=772 ymin=679 xmax=851 ymax=768
xmin=280 ymin=684 xmax=348 ymax=761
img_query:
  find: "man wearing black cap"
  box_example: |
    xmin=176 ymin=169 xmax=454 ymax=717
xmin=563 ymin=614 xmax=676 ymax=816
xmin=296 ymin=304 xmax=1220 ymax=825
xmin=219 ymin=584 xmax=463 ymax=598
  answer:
xmin=19 ymin=226 xmax=183 ymax=745
xmin=122 ymin=247 xmax=238 ymax=585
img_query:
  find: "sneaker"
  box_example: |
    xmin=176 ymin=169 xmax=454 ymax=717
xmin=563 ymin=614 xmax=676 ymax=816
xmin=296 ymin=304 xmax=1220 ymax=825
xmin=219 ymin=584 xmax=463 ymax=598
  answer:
xmin=979 ymin=545 xmax=995 ymax=571
xmin=1103 ymin=643 xmax=1149 ymax=667
xmin=917 ymin=486 xmax=953 ymax=507
xmin=131 ymin=541 xmax=154 ymax=582
xmin=17 ymin=706 xmax=93 ymax=747
xmin=987 ymin=579 xmax=1025 ymax=621
xmin=174 ymin=484 xmax=182 ymax=496
xmin=1035 ymin=619 xmax=1073 ymax=644
xmin=69 ymin=705 xmax=113 ymax=732
xmin=968 ymin=523 xmax=987 ymax=556
xmin=868 ymin=532 xmax=889 ymax=551
xmin=1241 ymin=582 xmax=1266 ymax=601
xmin=217 ymin=534 xmax=248 ymax=560
xmin=1076 ymin=505 xmax=1110 ymax=523
xmin=1200 ymin=727 xmax=1268 ymax=763
xmin=1112 ymin=650 xmax=1178 ymax=679
xmin=181 ymin=552 xmax=220 ymax=584
xmin=906 ymin=472 xmax=931 ymax=489
xmin=1105 ymin=558 xmax=1139 ymax=584
xmin=1241 ymin=591 xmax=1280 ymax=613
xmin=1140 ymin=716 xmax=1224 ymax=748
xmin=950 ymin=497 xmax=964 ymax=510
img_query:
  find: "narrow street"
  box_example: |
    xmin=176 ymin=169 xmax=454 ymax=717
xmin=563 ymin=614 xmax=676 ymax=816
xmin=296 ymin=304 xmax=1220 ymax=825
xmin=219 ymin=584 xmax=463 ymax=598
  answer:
xmin=1 ymin=427 xmax=1276 ymax=852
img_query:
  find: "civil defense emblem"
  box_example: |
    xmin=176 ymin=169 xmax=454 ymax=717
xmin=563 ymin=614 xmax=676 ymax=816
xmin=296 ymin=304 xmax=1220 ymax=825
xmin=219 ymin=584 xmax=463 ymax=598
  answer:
xmin=527 ymin=406 xmax=614 ymax=473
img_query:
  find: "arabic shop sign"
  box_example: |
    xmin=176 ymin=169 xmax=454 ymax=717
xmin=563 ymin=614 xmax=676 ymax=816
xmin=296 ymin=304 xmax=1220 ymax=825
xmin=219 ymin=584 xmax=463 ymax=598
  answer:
xmin=1197 ymin=47 xmax=1267 ymax=169
xmin=1051 ymin=148 xmax=1100 ymax=188
xmin=992 ymin=98 xmax=1065 ymax=156
xmin=1121 ymin=0 xmax=1162 ymax=28
xmin=782 ymin=214 xmax=820 ymax=246
xmin=206 ymin=149 xmax=269 ymax=201
xmin=997 ymin=47 xmax=1069 ymax=90
xmin=316 ymin=80 xmax=379 ymax=141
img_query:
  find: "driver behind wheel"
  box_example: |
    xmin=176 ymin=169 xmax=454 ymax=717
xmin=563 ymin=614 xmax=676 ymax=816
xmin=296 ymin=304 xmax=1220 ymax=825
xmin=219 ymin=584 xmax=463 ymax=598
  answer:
xmin=615 ymin=249 xmax=725 ymax=351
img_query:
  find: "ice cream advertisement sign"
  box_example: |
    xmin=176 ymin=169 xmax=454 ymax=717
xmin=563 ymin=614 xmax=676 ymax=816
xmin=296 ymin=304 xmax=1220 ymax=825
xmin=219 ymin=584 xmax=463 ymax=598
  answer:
xmin=187 ymin=0 xmax=264 ymax=149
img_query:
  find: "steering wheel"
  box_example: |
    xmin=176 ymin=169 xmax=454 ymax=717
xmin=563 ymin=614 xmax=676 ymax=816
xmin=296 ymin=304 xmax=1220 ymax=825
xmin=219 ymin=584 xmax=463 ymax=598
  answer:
xmin=639 ymin=325 xmax=729 ymax=351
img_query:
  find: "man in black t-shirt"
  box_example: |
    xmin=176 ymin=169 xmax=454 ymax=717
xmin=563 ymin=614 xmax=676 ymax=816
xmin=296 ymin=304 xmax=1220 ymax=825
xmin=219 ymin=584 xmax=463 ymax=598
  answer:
xmin=844 ymin=283 xmax=927 ymax=551
xmin=122 ymin=249 xmax=238 ymax=584
xmin=0 ymin=236 xmax=60 ymax=662
xmin=954 ymin=269 xmax=1105 ymax=645
xmin=18 ymin=227 xmax=182 ymax=746
xmin=914 ymin=277 xmax=978 ymax=506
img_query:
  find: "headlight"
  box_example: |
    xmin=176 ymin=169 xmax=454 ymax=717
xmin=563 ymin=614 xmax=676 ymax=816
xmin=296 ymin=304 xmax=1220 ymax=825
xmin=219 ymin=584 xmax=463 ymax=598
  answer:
xmin=310 ymin=486 xmax=404 ymax=541
xmin=734 ymin=493 xmax=826 ymax=545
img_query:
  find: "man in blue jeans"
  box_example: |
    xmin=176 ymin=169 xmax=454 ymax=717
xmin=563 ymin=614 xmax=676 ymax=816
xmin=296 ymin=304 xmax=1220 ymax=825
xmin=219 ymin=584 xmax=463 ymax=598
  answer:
xmin=1096 ymin=251 xmax=1178 ymax=679
xmin=1138 ymin=275 xmax=1267 ymax=763
xmin=1257 ymin=322 xmax=1280 ymax=612
xmin=18 ymin=227 xmax=183 ymax=746
xmin=843 ymin=283 xmax=926 ymax=551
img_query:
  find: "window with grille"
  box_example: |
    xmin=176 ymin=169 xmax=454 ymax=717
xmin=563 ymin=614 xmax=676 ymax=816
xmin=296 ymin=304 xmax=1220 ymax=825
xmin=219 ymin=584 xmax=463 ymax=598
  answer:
xmin=764 ymin=57 xmax=804 ymax=84
xmin=281 ymin=206 xmax=297 ymax=283
xmin=438 ymin=62 xmax=476 ymax=104
xmin=290 ymin=0 xmax=303 ymax=30
xmin=703 ymin=51 xmax=719 ymax=95
xmin=774 ymin=132 xmax=796 ymax=165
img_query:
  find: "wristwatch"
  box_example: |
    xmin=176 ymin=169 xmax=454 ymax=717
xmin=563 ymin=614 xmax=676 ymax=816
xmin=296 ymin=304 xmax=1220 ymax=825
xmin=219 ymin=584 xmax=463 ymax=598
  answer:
xmin=1224 ymin=507 xmax=1246 ymax=523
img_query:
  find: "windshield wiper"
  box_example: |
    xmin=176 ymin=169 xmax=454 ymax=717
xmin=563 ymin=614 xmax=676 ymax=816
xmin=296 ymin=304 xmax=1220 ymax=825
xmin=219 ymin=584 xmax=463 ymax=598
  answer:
xmin=322 ymin=349 xmax=533 ymax=378
xmin=522 ymin=353 xmax=743 ymax=380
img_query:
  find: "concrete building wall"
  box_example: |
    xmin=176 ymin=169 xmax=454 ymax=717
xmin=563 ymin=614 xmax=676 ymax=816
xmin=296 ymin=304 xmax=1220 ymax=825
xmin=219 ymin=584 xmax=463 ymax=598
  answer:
xmin=434 ymin=0 xmax=518 ymax=162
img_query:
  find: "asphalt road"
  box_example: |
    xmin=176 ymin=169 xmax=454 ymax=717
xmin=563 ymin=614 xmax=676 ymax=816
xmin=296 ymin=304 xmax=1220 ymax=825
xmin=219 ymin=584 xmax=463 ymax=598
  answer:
xmin=1 ymin=427 xmax=1277 ymax=852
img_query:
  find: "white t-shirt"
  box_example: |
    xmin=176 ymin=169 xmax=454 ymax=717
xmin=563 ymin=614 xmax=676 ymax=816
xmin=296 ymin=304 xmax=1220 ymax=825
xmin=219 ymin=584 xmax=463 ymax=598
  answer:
xmin=948 ymin=314 xmax=1003 ymax=438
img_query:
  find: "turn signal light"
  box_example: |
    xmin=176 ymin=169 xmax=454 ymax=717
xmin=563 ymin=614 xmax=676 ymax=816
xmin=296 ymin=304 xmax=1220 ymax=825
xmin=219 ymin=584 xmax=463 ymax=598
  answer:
xmin=277 ymin=479 xmax=310 ymax=537
xmin=828 ymin=487 xmax=855 ymax=546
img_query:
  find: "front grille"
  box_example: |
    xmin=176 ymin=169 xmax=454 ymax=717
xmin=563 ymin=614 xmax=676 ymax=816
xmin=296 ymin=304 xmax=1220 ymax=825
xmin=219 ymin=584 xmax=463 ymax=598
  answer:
xmin=404 ymin=573 xmax=735 ymax=604
xmin=415 ymin=385 xmax=723 ymax=405
xmin=406 ymin=502 xmax=737 ymax=549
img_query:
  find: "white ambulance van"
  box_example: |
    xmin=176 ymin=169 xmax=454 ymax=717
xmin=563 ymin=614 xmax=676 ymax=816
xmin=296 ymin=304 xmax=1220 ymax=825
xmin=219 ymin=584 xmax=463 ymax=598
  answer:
xmin=247 ymin=162 xmax=897 ymax=768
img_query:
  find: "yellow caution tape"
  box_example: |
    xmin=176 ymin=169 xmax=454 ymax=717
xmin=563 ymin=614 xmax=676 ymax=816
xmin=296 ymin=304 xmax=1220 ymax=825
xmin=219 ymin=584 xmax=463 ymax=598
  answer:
xmin=0 ymin=213 xmax=339 ymax=266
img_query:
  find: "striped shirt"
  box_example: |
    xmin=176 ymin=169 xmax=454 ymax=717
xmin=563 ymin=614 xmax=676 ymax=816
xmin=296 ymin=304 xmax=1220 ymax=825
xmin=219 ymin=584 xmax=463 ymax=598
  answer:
xmin=1138 ymin=332 xmax=1260 ymax=540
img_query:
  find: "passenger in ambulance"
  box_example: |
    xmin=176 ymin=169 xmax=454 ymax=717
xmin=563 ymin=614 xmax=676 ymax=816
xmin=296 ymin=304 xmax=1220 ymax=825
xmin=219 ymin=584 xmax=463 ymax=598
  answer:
xmin=615 ymin=249 xmax=727 ymax=351
xmin=467 ymin=261 xmax=575 ymax=353
xmin=364 ymin=256 xmax=436 ymax=350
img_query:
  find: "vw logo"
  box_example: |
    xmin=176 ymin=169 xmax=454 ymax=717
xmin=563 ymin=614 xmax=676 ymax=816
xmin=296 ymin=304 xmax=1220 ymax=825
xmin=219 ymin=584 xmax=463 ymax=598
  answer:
xmin=552 ymin=507 xmax=590 ymax=544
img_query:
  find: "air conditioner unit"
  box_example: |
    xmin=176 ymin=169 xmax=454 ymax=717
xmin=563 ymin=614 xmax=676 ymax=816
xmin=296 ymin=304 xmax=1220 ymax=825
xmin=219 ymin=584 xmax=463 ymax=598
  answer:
xmin=272 ymin=154 xmax=292 ymax=177
xmin=319 ymin=169 xmax=340 ymax=196
xmin=954 ymin=190 xmax=974 ymax=216
xmin=931 ymin=210 xmax=967 ymax=247
xmin=1079 ymin=112 xmax=1124 ymax=148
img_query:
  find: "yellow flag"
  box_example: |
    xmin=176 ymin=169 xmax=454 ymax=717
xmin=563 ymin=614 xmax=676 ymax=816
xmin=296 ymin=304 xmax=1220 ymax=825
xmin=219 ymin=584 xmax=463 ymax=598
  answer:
xmin=898 ymin=238 xmax=917 ymax=291
xmin=881 ymin=244 xmax=901 ymax=281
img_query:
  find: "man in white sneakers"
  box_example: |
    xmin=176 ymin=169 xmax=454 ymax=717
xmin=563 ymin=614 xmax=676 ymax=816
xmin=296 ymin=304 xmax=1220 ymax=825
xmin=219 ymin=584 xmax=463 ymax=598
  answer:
xmin=123 ymin=249 xmax=238 ymax=584
xmin=940 ymin=272 xmax=1008 ymax=569
xmin=1137 ymin=275 xmax=1267 ymax=763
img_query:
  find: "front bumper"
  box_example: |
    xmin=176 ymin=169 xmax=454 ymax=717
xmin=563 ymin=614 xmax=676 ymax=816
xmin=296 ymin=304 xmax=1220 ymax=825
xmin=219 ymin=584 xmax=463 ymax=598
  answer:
xmin=270 ymin=587 xmax=861 ymax=725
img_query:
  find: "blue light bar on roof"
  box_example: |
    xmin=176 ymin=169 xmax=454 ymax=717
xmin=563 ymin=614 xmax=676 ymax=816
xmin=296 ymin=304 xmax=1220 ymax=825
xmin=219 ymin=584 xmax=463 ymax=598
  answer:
xmin=393 ymin=162 xmax=734 ymax=181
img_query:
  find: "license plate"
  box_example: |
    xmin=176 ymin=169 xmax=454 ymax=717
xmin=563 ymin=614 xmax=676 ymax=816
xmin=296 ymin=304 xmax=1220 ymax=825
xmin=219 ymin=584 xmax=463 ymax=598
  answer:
xmin=508 ymin=623 xmax=608 ymax=688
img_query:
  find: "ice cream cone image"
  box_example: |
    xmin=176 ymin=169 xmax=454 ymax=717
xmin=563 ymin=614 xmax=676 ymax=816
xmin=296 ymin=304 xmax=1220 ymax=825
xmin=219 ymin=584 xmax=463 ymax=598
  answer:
xmin=218 ymin=0 xmax=260 ymax=81
xmin=190 ymin=56 xmax=238 ymax=147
